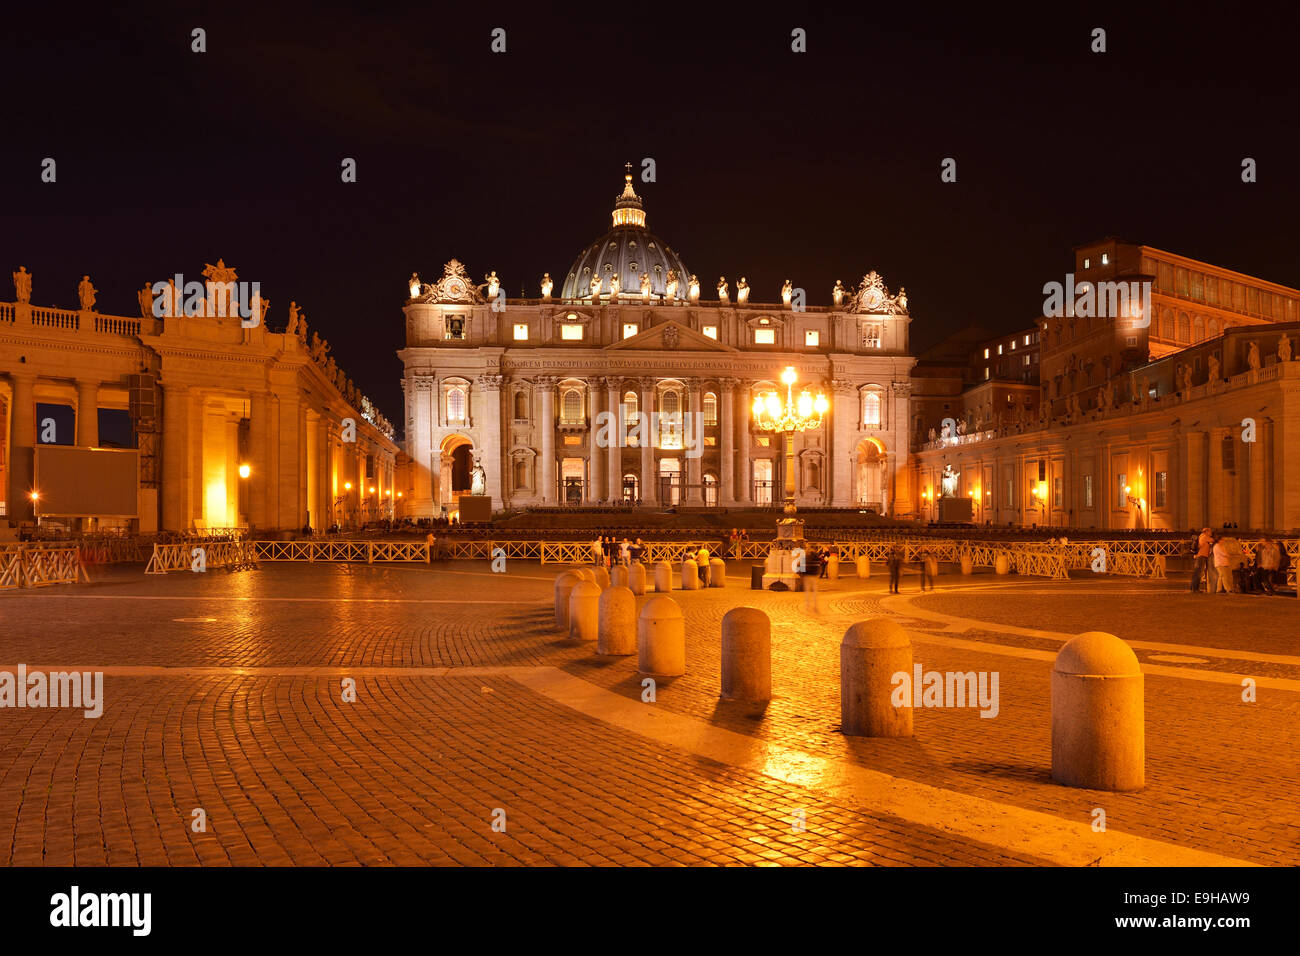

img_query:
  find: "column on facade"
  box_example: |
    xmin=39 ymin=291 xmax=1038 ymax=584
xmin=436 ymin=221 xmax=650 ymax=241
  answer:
xmin=479 ymin=375 xmax=504 ymax=508
xmin=538 ymin=377 xmax=556 ymax=504
xmin=719 ymin=378 xmax=735 ymax=506
xmin=588 ymin=380 xmax=604 ymax=503
xmin=685 ymin=379 xmax=704 ymax=504
xmin=1206 ymin=427 xmax=1227 ymax=529
xmin=248 ymin=391 xmax=269 ymax=530
xmin=410 ymin=377 xmax=434 ymax=516
xmin=7 ymin=373 xmax=36 ymax=522
xmin=76 ymin=380 xmax=99 ymax=447
xmin=732 ymin=380 xmax=749 ymax=504
xmin=605 ymin=377 xmax=622 ymax=502
xmin=830 ymin=380 xmax=855 ymax=508
xmin=1246 ymin=424 xmax=1266 ymax=530
xmin=317 ymin=417 xmax=331 ymax=530
xmin=275 ymin=387 xmax=302 ymax=530
xmin=639 ymin=378 xmax=656 ymax=505
xmin=298 ymin=403 xmax=309 ymax=531
xmin=161 ymin=383 xmax=190 ymax=531
xmin=188 ymin=390 xmax=204 ymax=527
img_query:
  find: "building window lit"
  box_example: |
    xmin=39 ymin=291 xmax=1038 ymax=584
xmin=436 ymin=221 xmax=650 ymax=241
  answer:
xmin=863 ymin=392 xmax=881 ymax=426
xmin=447 ymin=387 xmax=466 ymax=423
xmin=1053 ymin=476 xmax=1063 ymax=507
xmin=703 ymin=392 xmax=718 ymax=425
xmin=997 ymin=344 xmax=1003 ymax=355
xmin=1083 ymin=257 xmax=1091 ymax=269
xmin=513 ymin=324 xmax=529 ymax=341
xmin=561 ymin=324 xmax=583 ymax=340
xmin=1083 ymin=474 xmax=1093 ymax=507
xmin=445 ymin=317 xmax=466 ymax=340
xmin=622 ymin=323 xmax=638 ymax=339
xmin=983 ymin=348 xmax=989 ymax=359
xmin=702 ymin=325 xmax=718 ymax=339
xmin=1101 ymin=253 xmax=1109 ymax=265
xmin=561 ymin=389 xmax=582 ymax=423
xmin=1154 ymin=471 xmax=1168 ymax=509
xmin=623 ymin=391 xmax=638 ymax=428
xmin=1010 ymin=340 xmax=1016 ymax=350
xmin=1024 ymin=334 xmax=1030 ymax=345
xmin=754 ymin=328 xmax=775 ymax=345
xmin=1117 ymin=472 xmax=1127 ymax=509
xmin=805 ymin=330 xmax=820 ymax=346
xmin=1005 ymin=478 xmax=1014 ymax=508
xmin=984 ymin=367 xmax=990 ymax=380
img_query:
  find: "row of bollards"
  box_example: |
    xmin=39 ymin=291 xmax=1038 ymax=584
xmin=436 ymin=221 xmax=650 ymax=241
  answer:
xmin=555 ymin=567 xmax=1144 ymax=792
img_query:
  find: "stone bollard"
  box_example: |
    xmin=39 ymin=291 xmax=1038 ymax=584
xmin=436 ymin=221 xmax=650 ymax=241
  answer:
xmin=611 ymin=564 xmax=628 ymax=589
xmin=578 ymin=567 xmax=597 ymax=584
xmin=597 ymin=585 xmax=637 ymax=655
xmin=681 ymin=558 xmax=700 ymax=590
xmin=629 ymin=561 xmax=647 ymax=595
xmin=554 ymin=571 xmax=583 ymax=630
xmin=826 ymin=553 xmax=840 ymax=580
xmin=840 ymin=618 xmax=913 ymax=737
xmin=994 ymin=552 xmax=1010 ymax=575
xmin=638 ymin=596 xmax=686 ymax=676
xmin=568 ymin=580 xmax=600 ymax=642
xmin=1051 ymin=632 xmax=1145 ymax=791
xmin=593 ymin=566 xmax=611 ymax=590
xmin=654 ymin=560 xmax=673 ymax=592
xmin=856 ymin=555 xmax=870 ymax=579
xmin=960 ymin=551 xmax=973 ymax=575
xmin=720 ymin=607 xmax=771 ymax=701
xmin=764 ymin=551 xmax=781 ymax=575
xmin=709 ymin=557 xmax=726 ymax=587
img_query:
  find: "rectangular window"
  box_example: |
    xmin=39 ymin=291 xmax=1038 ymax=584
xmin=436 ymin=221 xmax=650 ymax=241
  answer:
xmin=984 ymin=367 xmax=990 ymax=380
xmin=1024 ymin=335 xmax=1030 ymax=345
xmin=805 ymin=330 xmax=820 ymax=346
xmin=1023 ymin=355 xmax=1031 ymax=366
xmin=560 ymin=324 xmax=583 ymax=340
xmin=1154 ymin=471 xmax=1168 ymax=509
xmin=753 ymin=328 xmax=775 ymax=344
xmin=756 ymin=436 xmax=770 ymax=447
xmin=622 ymin=323 xmax=638 ymax=339
xmin=445 ymin=317 xmax=465 ymax=340
xmin=1083 ymin=475 xmax=1093 ymax=508
xmin=1101 ymin=253 xmax=1109 ymax=265
xmin=1053 ymin=476 xmax=1063 ymax=507
xmin=1010 ymin=340 xmax=1016 ymax=351
xmin=1117 ymin=472 xmax=1128 ymax=509
xmin=983 ymin=348 xmax=990 ymax=359
xmin=512 ymin=324 xmax=529 ymax=341
xmin=702 ymin=325 xmax=717 ymax=339
xmin=997 ymin=344 xmax=1003 ymax=355
xmin=1083 ymin=257 xmax=1091 ymax=269
xmin=1005 ymin=478 xmax=1014 ymax=508
xmin=563 ymin=435 xmax=581 ymax=446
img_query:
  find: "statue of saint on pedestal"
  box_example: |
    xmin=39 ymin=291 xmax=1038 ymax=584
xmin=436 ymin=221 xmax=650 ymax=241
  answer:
xmin=541 ymin=273 xmax=553 ymax=298
xmin=940 ymin=464 xmax=960 ymax=498
xmin=831 ymin=279 xmax=844 ymax=307
xmin=286 ymin=301 xmax=301 ymax=336
xmin=1247 ymin=341 xmax=1261 ymax=370
xmin=13 ymin=266 xmax=32 ymax=303
xmin=470 ymin=458 xmax=487 ymax=497
xmin=1208 ymin=353 xmax=1220 ymax=382
xmin=737 ymin=276 xmax=749 ymax=304
xmin=717 ymin=276 xmax=728 ymax=302
xmin=640 ymin=271 xmax=652 ymax=299
xmin=1280 ymin=333 xmax=1293 ymax=363
xmin=138 ymin=283 xmax=154 ymax=318
xmin=408 ymin=272 xmax=421 ymax=298
xmin=78 ymin=275 xmax=98 ymax=311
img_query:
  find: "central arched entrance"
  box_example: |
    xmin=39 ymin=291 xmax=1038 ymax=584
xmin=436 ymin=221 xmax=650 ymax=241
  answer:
xmin=855 ymin=438 xmax=886 ymax=512
xmin=440 ymin=434 xmax=474 ymax=512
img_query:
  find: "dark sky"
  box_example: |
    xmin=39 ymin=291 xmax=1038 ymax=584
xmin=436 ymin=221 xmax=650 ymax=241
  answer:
xmin=4 ymin=3 xmax=1298 ymax=440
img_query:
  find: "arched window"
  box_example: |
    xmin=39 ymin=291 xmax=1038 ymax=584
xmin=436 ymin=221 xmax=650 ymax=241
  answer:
xmin=863 ymin=392 xmax=881 ymax=427
xmin=447 ymin=387 xmax=466 ymax=422
xmin=661 ymin=391 xmax=680 ymax=417
xmin=562 ymin=389 xmax=582 ymax=423
xmin=623 ymin=391 xmax=638 ymax=426
xmin=703 ymin=392 xmax=717 ymax=425
xmin=514 ymin=391 xmax=528 ymax=420
xmin=659 ymin=390 xmax=682 ymax=447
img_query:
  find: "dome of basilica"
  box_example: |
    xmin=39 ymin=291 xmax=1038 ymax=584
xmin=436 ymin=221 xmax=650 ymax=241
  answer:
xmin=560 ymin=169 xmax=693 ymax=302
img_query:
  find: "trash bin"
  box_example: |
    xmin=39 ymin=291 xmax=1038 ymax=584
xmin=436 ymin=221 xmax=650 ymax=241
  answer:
xmin=751 ymin=564 xmax=764 ymax=590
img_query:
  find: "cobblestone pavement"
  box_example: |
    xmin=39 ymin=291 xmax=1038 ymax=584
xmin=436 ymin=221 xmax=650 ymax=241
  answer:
xmin=1 ymin=560 xmax=1295 ymax=865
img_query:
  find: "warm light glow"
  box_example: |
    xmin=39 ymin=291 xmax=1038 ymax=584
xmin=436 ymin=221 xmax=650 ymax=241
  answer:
xmin=344 ymin=481 xmax=352 ymax=491
xmin=765 ymin=393 xmax=781 ymax=418
xmin=238 ymin=463 xmax=251 ymax=479
xmin=1124 ymin=485 xmax=1132 ymax=494
xmin=814 ymin=394 xmax=829 ymax=415
xmin=29 ymin=491 xmax=39 ymax=501
xmin=796 ymin=390 xmax=813 ymax=418
xmin=397 ymin=491 xmax=403 ymax=498
xmin=781 ymin=366 xmax=797 ymax=386
xmin=369 ymin=486 xmax=376 ymax=494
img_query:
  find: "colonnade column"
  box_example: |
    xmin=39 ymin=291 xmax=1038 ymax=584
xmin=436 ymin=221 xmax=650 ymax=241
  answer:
xmin=248 ymin=391 xmax=269 ymax=530
xmin=719 ymin=378 xmax=736 ymax=506
xmin=685 ymin=380 xmax=704 ymax=504
xmin=588 ymin=381 xmax=604 ymax=503
xmin=76 ymin=380 xmax=99 ymax=447
xmin=732 ymin=381 xmax=749 ymax=504
xmin=479 ymin=374 xmax=504 ymax=509
xmin=639 ymin=377 xmax=656 ymax=505
xmin=605 ymin=377 xmax=622 ymax=502
xmin=161 ymin=383 xmax=191 ymax=531
xmin=538 ymin=376 xmax=556 ymax=504
xmin=7 ymin=372 xmax=36 ymax=522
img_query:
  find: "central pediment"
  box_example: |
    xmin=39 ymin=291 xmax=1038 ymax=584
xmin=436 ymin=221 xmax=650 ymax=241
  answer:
xmin=606 ymin=319 xmax=737 ymax=353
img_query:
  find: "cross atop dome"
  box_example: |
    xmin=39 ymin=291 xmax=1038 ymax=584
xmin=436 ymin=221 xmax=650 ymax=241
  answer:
xmin=612 ymin=162 xmax=646 ymax=228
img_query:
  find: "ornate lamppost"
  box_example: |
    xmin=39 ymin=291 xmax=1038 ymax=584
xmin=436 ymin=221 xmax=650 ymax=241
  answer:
xmin=751 ymin=367 xmax=829 ymax=526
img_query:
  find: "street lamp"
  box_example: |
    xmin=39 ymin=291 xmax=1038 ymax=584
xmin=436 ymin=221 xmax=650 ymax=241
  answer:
xmin=750 ymin=367 xmax=829 ymax=517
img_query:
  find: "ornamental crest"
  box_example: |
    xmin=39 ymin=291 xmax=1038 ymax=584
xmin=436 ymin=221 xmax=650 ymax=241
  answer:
xmin=847 ymin=270 xmax=909 ymax=315
xmin=414 ymin=259 xmax=485 ymax=305
xmin=663 ymin=325 xmax=680 ymax=349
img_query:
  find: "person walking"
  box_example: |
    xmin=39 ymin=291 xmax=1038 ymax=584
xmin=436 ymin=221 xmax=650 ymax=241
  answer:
xmin=1190 ymin=527 xmax=1213 ymax=593
xmin=918 ymin=548 xmax=935 ymax=591
xmin=1254 ymin=534 xmax=1281 ymax=595
xmin=801 ymin=545 xmax=823 ymax=612
xmin=1212 ymin=533 xmax=1233 ymax=594
xmin=696 ymin=544 xmax=711 ymax=585
xmin=887 ymin=545 xmax=903 ymax=594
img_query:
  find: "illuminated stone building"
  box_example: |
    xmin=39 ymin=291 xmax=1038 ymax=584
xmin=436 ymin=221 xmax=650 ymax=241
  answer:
xmin=397 ymin=169 xmax=917 ymax=516
xmin=1 ymin=264 xmax=398 ymax=533
xmin=911 ymin=240 xmax=1300 ymax=531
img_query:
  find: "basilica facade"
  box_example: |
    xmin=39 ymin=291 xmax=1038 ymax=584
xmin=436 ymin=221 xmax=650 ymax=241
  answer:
xmin=398 ymin=171 xmax=916 ymax=516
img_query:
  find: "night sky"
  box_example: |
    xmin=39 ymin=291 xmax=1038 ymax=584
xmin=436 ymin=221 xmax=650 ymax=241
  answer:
xmin=3 ymin=3 xmax=1298 ymax=440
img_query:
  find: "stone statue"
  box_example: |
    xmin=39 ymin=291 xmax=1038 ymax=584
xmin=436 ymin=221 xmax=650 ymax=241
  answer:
xmin=257 ymin=294 xmax=271 ymax=329
xmin=1208 ymin=353 xmax=1220 ymax=382
xmin=540 ymin=273 xmax=553 ymax=298
xmin=897 ymin=286 xmax=908 ymax=311
xmin=927 ymin=427 xmax=936 ymax=443
xmin=736 ymin=276 xmax=749 ymax=304
xmin=297 ymin=312 xmax=309 ymax=345
xmin=717 ymin=276 xmax=729 ymax=302
xmin=13 ymin=266 xmax=32 ymax=303
xmin=640 ymin=271 xmax=652 ymax=300
xmin=167 ymin=279 xmax=179 ymax=317
xmin=1176 ymin=363 xmax=1190 ymax=391
xmin=138 ymin=283 xmax=154 ymax=318
xmin=589 ymin=274 xmax=602 ymax=299
xmin=956 ymin=418 xmax=967 ymax=435
xmin=1247 ymin=341 xmax=1261 ymax=370
xmin=609 ymin=274 xmax=620 ymax=299
xmin=940 ymin=421 xmax=951 ymax=440
xmin=486 ymin=271 xmax=499 ymax=297
xmin=832 ymin=279 xmax=844 ymax=307
xmin=326 ymin=356 xmax=337 ymax=379
xmin=470 ymin=458 xmax=487 ymax=497
xmin=665 ymin=270 xmax=679 ymax=299
xmin=1280 ymin=333 xmax=1293 ymax=362
xmin=78 ymin=275 xmax=98 ymax=311
xmin=941 ymin=464 xmax=960 ymax=498
xmin=286 ymin=301 xmax=301 ymax=336
xmin=408 ymin=272 xmax=421 ymax=298
xmin=310 ymin=331 xmax=327 ymax=362
xmin=781 ymin=279 xmax=793 ymax=303
xmin=688 ymin=274 xmax=700 ymax=301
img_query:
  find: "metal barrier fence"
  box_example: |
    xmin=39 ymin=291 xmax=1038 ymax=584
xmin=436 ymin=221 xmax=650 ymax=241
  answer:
xmin=144 ymin=539 xmax=430 ymax=573
xmin=144 ymin=540 xmax=260 ymax=574
xmin=0 ymin=545 xmax=89 ymax=588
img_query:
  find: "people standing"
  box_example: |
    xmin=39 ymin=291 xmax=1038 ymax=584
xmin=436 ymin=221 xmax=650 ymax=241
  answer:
xmin=1190 ymin=527 xmax=1213 ymax=593
xmin=1211 ymin=533 xmax=1233 ymax=594
xmin=887 ymin=545 xmax=903 ymax=594
xmin=918 ymin=548 xmax=935 ymax=591
xmin=1255 ymin=534 xmax=1281 ymax=595
xmin=696 ymin=544 xmax=711 ymax=585
xmin=801 ymin=545 xmax=823 ymax=612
